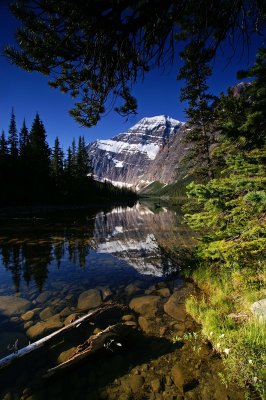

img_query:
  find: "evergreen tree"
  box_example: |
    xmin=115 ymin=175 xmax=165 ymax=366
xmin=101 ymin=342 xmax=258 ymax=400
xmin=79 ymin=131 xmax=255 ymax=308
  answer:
xmin=50 ymin=136 xmax=64 ymax=184
xmin=28 ymin=113 xmax=51 ymax=198
xmin=76 ymin=136 xmax=89 ymax=178
xmin=19 ymin=118 xmax=29 ymax=156
xmin=0 ymin=131 xmax=10 ymax=203
xmin=237 ymin=47 xmax=266 ymax=146
xmin=177 ymin=41 xmax=216 ymax=180
xmin=217 ymin=47 xmax=266 ymax=148
xmin=8 ymin=108 xmax=18 ymax=159
xmin=65 ymin=146 xmax=73 ymax=177
xmin=0 ymin=131 xmax=8 ymax=157
xmin=70 ymin=138 xmax=77 ymax=176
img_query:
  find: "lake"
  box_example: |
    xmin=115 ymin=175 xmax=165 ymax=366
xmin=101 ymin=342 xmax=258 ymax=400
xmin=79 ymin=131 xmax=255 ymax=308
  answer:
xmin=0 ymin=202 xmax=244 ymax=400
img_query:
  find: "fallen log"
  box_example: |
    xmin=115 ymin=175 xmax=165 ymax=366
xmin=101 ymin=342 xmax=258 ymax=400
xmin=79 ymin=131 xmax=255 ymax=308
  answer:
xmin=44 ymin=323 xmax=136 ymax=378
xmin=0 ymin=302 xmax=127 ymax=371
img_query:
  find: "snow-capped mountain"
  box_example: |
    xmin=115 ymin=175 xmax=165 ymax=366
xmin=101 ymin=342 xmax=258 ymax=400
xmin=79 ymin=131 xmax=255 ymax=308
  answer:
xmin=87 ymin=115 xmax=185 ymax=190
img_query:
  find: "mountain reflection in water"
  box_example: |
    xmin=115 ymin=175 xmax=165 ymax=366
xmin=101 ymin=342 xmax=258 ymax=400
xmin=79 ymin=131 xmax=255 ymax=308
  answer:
xmin=0 ymin=202 xmax=193 ymax=294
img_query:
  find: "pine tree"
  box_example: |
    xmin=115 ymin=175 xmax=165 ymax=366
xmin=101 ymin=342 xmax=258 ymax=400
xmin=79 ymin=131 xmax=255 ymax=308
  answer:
xmin=217 ymin=47 xmax=266 ymax=149
xmin=0 ymin=131 xmax=8 ymax=157
xmin=177 ymin=41 xmax=216 ymax=180
xmin=8 ymin=108 xmax=18 ymax=159
xmin=237 ymin=47 xmax=266 ymax=147
xmin=50 ymin=136 xmax=64 ymax=184
xmin=28 ymin=113 xmax=51 ymax=198
xmin=0 ymin=131 xmax=8 ymax=204
xmin=70 ymin=138 xmax=77 ymax=176
xmin=76 ymin=136 xmax=89 ymax=178
xmin=65 ymin=146 xmax=73 ymax=177
xmin=19 ymin=118 xmax=29 ymax=157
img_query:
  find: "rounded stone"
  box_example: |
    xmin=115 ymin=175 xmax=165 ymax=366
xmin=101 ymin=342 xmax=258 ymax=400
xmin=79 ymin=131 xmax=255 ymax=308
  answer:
xmin=26 ymin=314 xmax=63 ymax=339
xmin=64 ymin=313 xmax=79 ymax=326
xmin=129 ymin=295 xmax=160 ymax=316
xmin=164 ymin=295 xmax=187 ymax=321
xmin=0 ymin=296 xmax=31 ymax=317
xmin=138 ymin=316 xmax=153 ymax=333
xmin=21 ymin=310 xmax=34 ymax=321
xmin=57 ymin=347 xmax=76 ymax=363
xmin=77 ymin=289 xmax=102 ymax=310
xmin=122 ymin=314 xmax=136 ymax=322
xmin=39 ymin=307 xmax=53 ymax=321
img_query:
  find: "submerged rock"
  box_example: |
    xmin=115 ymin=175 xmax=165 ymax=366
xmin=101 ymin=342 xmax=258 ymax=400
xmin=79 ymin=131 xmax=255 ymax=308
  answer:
xmin=21 ymin=310 xmax=35 ymax=321
xmin=77 ymin=289 xmax=102 ymax=310
xmin=57 ymin=347 xmax=76 ymax=364
xmin=26 ymin=314 xmax=63 ymax=339
xmin=35 ymin=291 xmax=51 ymax=304
xmin=122 ymin=314 xmax=136 ymax=322
xmin=39 ymin=307 xmax=53 ymax=321
xmin=0 ymin=296 xmax=31 ymax=317
xmin=64 ymin=313 xmax=79 ymax=326
xmin=129 ymin=295 xmax=160 ymax=316
xmin=156 ymin=288 xmax=171 ymax=298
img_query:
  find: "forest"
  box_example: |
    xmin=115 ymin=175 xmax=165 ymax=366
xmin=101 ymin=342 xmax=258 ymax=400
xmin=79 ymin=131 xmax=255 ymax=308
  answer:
xmin=0 ymin=111 xmax=136 ymax=205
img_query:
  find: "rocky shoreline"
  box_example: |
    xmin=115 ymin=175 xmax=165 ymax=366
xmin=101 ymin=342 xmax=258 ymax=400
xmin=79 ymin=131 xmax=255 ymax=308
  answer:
xmin=0 ymin=279 xmax=245 ymax=400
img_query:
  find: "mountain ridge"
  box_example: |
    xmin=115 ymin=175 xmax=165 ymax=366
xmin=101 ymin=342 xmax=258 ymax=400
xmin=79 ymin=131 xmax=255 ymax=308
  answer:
xmin=87 ymin=115 xmax=188 ymax=190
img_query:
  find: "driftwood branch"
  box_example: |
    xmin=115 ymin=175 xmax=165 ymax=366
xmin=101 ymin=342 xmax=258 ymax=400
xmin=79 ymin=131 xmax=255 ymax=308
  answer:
xmin=0 ymin=302 xmax=126 ymax=371
xmin=44 ymin=323 xmax=135 ymax=378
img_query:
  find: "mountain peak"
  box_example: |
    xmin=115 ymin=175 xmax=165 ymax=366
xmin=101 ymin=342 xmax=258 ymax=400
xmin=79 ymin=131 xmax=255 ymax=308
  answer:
xmin=87 ymin=115 xmax=184 ymax=189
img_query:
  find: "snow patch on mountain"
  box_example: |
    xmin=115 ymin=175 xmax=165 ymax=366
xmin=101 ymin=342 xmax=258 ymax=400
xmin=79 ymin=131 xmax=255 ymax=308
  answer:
xmin=96 ymin=140 xmax=160 ymax=160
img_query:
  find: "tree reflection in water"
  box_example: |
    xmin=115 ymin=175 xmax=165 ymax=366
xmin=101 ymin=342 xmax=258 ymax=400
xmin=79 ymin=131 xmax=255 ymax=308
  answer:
xmin=0 ymin=212 xmax=96 ymax=292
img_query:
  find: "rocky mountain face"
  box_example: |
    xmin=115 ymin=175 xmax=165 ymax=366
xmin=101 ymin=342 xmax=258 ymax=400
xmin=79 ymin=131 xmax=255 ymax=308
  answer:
xmin=87 ymin=115 xmax=188 ymax=190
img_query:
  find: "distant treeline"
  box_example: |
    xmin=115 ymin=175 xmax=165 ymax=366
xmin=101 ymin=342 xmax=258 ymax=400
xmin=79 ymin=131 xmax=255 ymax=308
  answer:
xmin=0 ymin=111 xmax=137 ymax=205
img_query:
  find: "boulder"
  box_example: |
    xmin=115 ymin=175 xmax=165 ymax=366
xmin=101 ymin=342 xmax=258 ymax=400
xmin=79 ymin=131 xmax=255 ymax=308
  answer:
xmin=129 ymin=295 xmax=160 ymax=316
xmin=39 ymin=307 xmax=53 ymax=321
xmin=156 ymin=288 xmax=171 ymax=298
xmin=35 ymin=291 xmax=51 ymax=303
xmin=60 ymin=307 xmax=72 ymax=317
xmin=138 ymin=316 xmax=153 ymax=333
xmin=57 ymin=347 xmax=76 ymax=363
xmin=77 ymin=289 xmax=102 ymax=310
xmin=64 ymin=313 xmax=79 ymax=326
xmin=0 ymin=296 xmax=31 ymax=317
xmin=21 ymin=310 xmax=34 ymax=321
xmin=122 ymin=314 xmax=136 ymax=322
xmin=164 ymin=295 xmax=187 ymax=321
xmin=26 ymin=314 xmax=63 ymax=339
xmin=250 ymin=298 xmax=266 ymax=321
xmin=125 ymin=283 xmax=141 ymax=296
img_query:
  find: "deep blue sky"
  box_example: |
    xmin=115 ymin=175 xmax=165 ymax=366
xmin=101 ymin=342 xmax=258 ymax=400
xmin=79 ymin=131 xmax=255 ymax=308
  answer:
xmin=0 ymin=2 xmax=265 ymax=151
